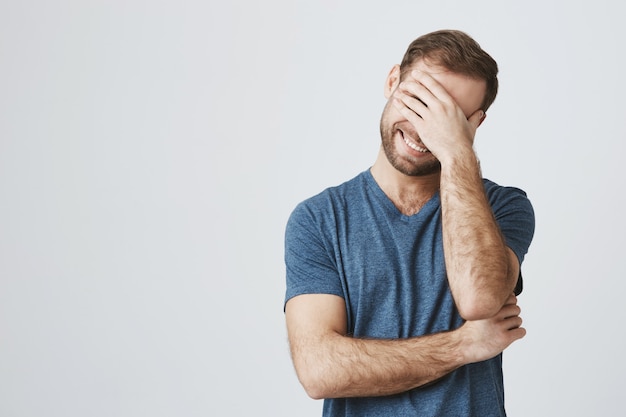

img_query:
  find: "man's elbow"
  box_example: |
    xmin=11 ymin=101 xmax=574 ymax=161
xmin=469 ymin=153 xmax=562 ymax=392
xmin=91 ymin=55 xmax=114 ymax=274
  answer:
xmin=302 ymin=381 xmax=327 ymax=401
xmin=455 ymin=264 xmax=514 ymax=320
xmin=295 ymin=364 xmax=331 ymax=400
xmin=456 ymin=293 xmax=503 ymax=321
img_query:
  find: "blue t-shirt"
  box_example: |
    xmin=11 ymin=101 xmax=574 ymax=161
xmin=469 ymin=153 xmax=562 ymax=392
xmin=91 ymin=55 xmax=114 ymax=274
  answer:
xmin=284 ymin=169 xmax=535 ymax=417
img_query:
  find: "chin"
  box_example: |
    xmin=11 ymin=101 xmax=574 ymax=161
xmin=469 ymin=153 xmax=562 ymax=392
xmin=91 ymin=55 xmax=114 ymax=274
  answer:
xmin=385 ymin=144 xmax=441 ymax=177
xmin=396 ymin=160 xmax=441 ymax=177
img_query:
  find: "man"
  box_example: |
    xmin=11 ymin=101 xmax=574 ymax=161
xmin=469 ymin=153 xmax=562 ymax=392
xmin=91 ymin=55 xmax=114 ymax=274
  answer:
xmin=284 ymin=30 xmax=535 ymax=416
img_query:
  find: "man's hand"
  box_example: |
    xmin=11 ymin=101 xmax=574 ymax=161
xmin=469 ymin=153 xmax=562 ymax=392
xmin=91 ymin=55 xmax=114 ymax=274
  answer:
xmin=458 ymin=294 xmax=526 ymax=364
xmin=286 ymin=293 xmax=525 ymax=399
xmin=391 ymin=69 xmax=484 ymax=165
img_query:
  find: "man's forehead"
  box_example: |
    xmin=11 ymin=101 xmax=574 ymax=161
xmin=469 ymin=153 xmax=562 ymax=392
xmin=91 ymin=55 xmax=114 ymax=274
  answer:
xmin=410 ymin=59 xmax=472 ymax=80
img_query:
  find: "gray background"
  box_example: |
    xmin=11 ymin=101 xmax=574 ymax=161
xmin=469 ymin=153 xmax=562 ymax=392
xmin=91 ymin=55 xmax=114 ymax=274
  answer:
xmin=1 ymin=1 xmax=624 ymax=416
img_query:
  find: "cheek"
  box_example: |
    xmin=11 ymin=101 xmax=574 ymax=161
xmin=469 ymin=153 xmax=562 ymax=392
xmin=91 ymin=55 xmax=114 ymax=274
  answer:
xmin=381 ymin=100 xmax=402 ymax=124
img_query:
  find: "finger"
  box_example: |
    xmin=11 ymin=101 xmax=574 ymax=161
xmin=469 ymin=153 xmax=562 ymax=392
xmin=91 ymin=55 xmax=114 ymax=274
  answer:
xmin=397 ymin=79 xmax=437 ymax=109
xmin=496 ymin=304 xmax=522 ymax=320
xmin=502 ymin=315 xmax=523 ymax=330
xmin=394 ymin=90 xmax=427 ymax=118
xmin=391 ymin=96 xmax=423 ymax=126
xmin=506 ymin=326 xmax=527 ymax=343
xmin=410 ymin=69 xmax=454 ymax=104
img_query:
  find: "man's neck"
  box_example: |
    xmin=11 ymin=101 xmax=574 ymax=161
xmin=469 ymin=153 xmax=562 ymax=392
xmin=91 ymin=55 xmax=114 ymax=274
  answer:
xmin=370 ymin=148 xmax=440 ymax=216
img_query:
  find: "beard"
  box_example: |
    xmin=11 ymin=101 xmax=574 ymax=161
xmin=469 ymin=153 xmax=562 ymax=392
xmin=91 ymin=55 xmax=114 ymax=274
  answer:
xmin=379 ymin=110 xmax=441 ymax=177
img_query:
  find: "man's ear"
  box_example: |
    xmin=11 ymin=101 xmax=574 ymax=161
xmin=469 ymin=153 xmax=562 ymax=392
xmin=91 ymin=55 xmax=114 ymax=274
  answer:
xmin=384 ymin=64 xmax=401 ymax=99
xmin=468 ymin=110 xmax=486 ymax=130
xmin=477 ymin=111 xmax=487 ymax=128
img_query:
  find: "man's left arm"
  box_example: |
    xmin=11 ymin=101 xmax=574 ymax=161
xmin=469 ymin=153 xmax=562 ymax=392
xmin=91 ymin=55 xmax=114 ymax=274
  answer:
xmin=393 ymin=70 xmax=529 ymax=320
xmin=439 ymin=154 xmax=519 ymax=320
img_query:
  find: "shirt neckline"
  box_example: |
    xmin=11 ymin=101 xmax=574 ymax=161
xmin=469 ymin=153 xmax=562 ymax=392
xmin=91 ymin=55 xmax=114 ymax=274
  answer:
xmin=363 ymin=168 xmax=440 ymax=222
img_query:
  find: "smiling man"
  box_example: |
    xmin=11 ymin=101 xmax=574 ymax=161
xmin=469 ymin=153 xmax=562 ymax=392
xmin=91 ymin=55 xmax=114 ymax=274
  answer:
xmin=284 ymin=30 xmax=535 ymax=416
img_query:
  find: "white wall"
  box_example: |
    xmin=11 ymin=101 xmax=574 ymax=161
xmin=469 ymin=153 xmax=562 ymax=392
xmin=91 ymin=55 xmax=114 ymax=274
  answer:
xmin=1 ymin=1 xmax=623 ymax=416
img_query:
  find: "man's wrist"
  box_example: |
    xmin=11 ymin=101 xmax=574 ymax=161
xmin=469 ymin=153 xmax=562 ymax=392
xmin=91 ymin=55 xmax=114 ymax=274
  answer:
xmin=438 ymin=145 xmax=480 ymax=175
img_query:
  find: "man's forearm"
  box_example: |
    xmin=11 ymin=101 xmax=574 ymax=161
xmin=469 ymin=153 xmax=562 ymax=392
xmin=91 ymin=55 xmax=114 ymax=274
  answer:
xmin=291 ymin=329 xmax=465 ymax=399
xmin=439 ymin=149 xmax=515 ymax=320
xmin=288 ymin=294 xmax=527 ymax=401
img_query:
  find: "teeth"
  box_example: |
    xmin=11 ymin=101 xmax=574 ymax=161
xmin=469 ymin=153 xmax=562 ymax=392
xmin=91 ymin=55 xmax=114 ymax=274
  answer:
xmin=403 ymin=136 xmax=429 ymax=153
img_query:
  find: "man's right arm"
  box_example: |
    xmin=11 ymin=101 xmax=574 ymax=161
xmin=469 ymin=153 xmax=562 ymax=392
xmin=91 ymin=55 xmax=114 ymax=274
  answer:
xmin=285 ymin=292 xmax=526 ymax=400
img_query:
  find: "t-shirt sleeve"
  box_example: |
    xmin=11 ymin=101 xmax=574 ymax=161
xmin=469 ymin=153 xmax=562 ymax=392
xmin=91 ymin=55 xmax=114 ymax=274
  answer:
xmin=284 ymin=200 xmax=344 ymax=307
xmin=488 ymin=184 xmax=536 ymax=294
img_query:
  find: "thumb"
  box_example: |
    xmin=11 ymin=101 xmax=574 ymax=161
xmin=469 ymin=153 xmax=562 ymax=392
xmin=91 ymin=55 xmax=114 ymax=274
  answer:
xmin=468 ymin=109 xmax=486 ymax=130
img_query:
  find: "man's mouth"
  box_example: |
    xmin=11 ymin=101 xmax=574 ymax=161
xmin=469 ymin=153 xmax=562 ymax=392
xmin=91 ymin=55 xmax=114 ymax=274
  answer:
xmin=400 ymin=131 xmax=429 ymax=153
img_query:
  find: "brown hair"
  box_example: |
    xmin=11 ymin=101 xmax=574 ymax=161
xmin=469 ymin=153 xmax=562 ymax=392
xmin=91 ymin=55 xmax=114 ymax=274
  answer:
xmin=400 ymin=30 xmax=499 ymax=111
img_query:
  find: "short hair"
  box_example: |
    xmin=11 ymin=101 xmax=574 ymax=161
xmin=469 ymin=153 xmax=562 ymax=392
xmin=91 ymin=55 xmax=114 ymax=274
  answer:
xmin=400 ymin=30 xmax=499 ymax=112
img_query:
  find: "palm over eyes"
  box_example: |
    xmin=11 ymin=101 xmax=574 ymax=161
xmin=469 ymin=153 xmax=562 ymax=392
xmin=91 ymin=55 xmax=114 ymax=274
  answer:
xmin=391 ymin=70 xmax=484 ymax=162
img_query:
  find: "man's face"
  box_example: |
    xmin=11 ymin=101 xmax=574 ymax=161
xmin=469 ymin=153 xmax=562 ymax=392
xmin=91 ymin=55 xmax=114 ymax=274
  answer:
xmin=379 ymin=59 xmax=487 ymax=176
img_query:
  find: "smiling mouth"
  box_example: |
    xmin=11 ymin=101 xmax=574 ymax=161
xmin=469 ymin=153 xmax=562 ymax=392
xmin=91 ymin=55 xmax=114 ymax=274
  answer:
xmin=401 ymin=131 xmax=429 ymax=153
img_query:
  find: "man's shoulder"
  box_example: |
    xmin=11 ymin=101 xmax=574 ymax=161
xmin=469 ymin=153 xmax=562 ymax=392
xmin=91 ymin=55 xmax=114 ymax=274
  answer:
xmin=482 ymin=177 xmax=535 ymax=236
xmin=296 ymin=170 xmax=368 ymax=209
xmin=286 ymin=170 xmax=370 ymax=234
xmin=482 ymin=178 xmax=530 ymax=202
